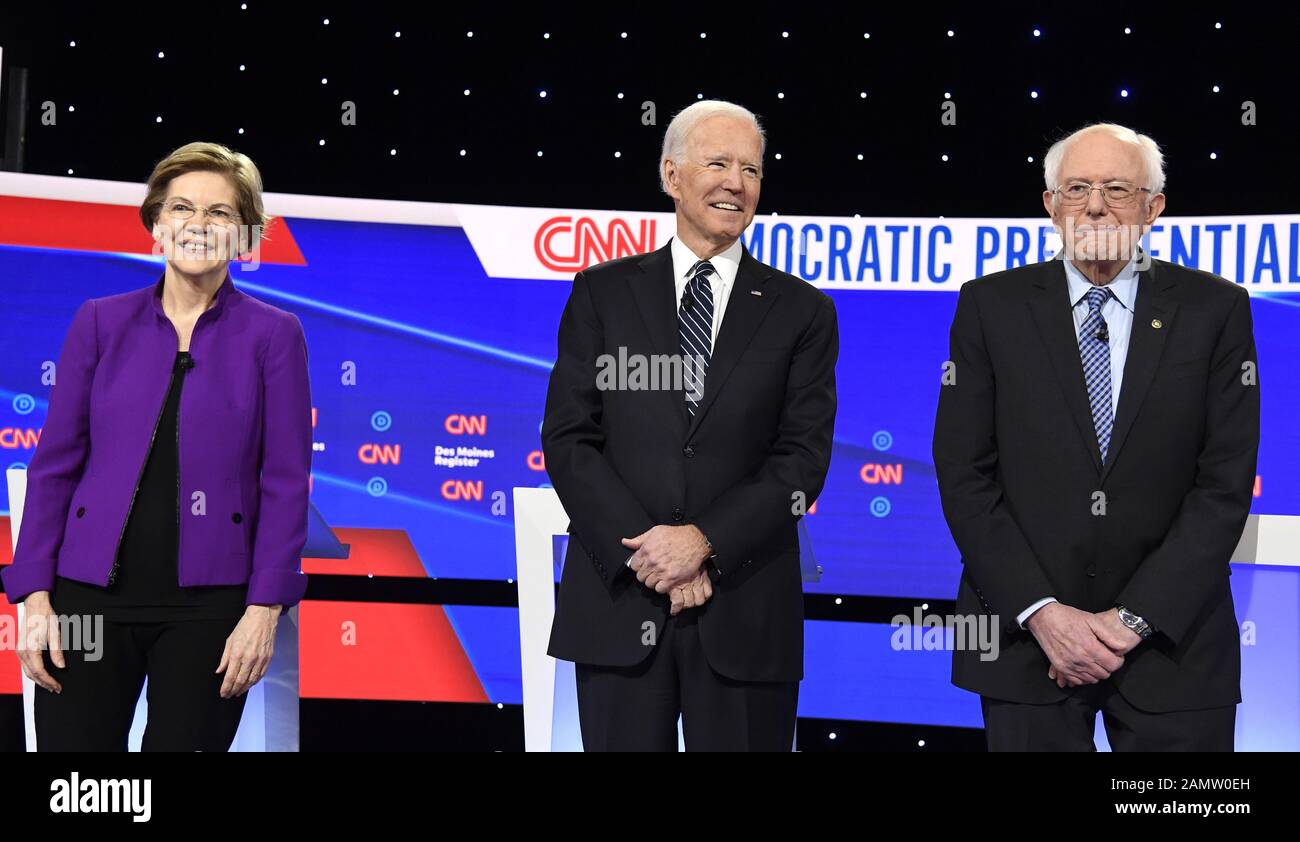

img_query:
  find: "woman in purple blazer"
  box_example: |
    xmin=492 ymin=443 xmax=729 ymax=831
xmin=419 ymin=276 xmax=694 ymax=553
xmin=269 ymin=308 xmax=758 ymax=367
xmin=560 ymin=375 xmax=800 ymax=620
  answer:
xmin=2 ymin=142 xmax=312 ymax=751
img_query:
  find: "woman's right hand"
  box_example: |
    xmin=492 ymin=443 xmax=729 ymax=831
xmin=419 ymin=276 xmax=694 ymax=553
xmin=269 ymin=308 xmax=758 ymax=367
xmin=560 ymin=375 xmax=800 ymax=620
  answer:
xmin=19 ymin=591 xmax=63 ymax=693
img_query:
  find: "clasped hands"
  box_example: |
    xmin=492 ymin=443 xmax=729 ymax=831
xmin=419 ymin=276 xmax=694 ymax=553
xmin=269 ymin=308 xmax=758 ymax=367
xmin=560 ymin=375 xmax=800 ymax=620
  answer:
xmin=623 ymin=524 xmax=713 ymax=615
xmin=1025 ymin=602 xmax=1144 ymax=689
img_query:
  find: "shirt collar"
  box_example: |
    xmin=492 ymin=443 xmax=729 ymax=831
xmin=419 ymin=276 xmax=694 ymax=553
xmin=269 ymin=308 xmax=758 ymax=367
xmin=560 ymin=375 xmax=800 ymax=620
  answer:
xmin=670 ymin=236 xmax=742 ymax=292
xmin=1063 ymin=256 xmax=1139 ymax=313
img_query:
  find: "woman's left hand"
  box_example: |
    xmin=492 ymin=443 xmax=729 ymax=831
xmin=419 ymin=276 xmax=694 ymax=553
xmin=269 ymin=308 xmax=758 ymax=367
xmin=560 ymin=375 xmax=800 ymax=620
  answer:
xmin=216 ymin=605 xmax=282 ymax=699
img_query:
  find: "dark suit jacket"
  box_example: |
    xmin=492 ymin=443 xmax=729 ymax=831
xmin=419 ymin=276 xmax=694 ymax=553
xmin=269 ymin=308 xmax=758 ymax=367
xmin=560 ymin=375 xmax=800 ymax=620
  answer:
xmin=933 ymin=256 xmax=1259 ymax=712
xmin=542 ymin=241 xmax=838 ymax=683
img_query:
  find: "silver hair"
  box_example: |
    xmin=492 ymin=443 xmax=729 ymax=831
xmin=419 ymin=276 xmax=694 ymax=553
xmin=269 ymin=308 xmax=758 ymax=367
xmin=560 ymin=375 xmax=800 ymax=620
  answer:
xmin=1043 ymin=122 xmax=1166 ymax=197
xmin=659 ymin=100 xmax=766 ymax=194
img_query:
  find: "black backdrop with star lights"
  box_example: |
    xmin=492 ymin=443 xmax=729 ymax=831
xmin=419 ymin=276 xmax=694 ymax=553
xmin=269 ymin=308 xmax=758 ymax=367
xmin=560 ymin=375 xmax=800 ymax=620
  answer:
xmin=1 ymin=5 xmax=1297 ymax=215
xmin=1 ymin=5 xmax=1299 ymax=753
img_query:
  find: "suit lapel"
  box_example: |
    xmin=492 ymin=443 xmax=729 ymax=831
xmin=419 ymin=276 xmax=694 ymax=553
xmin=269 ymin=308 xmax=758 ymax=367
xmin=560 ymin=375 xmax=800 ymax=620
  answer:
xmin=686 ymin=248 xmax=778 ymax=440
xmin=1027 ymin=259 xmax=1104 ymax=474
xmin=1101 ymin=261 xmax=1178 ymax=482
xmin=630 ymin=244 xmax=690 ymax=432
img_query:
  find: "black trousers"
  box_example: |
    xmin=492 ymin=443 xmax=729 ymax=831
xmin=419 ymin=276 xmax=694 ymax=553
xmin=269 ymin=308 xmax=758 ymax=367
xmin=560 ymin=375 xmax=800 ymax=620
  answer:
xmin=981 ymin=680 xmax=1236 ymax=751
xmin=574 ymin=608 xmax=799 ymax=751
xmin=34 ymin=616 xmax=248 ymax=752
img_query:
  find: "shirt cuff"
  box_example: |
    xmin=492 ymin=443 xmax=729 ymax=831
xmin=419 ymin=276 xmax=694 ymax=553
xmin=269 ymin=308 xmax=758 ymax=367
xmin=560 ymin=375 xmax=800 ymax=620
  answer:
xmin=1017 ymin=596 xmax=1058 ymax=629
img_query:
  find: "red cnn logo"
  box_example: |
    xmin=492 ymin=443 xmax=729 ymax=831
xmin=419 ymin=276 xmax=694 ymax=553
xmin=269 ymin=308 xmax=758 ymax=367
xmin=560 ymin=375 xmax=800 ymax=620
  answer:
xmin=0 ymin=428 xmax=41 ymax=449
xmin=534 ymin=216 xmax=658 ymax=272
xmin=445 ymin=414 xmax=488 ymax=435
xmin=441 ymin=479 xmax=483 ymax=501
xmin=359 ymin=444 xmax=402 ymax=465
xmin=860 ymin=463 xmax=904 ymax=484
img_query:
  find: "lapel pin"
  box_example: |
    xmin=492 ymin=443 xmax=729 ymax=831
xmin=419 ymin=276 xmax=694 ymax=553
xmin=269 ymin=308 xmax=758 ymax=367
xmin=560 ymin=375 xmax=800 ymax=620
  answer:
xmin=750 ymin=289 xmax=762 ymax=296
xmin=1151 ymin=319 xmax=1163 ymax=329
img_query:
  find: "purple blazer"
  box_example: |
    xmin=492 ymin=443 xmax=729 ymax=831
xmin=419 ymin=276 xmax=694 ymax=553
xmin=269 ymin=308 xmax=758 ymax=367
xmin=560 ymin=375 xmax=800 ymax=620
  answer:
xmin=2 ymin=274 xmax=312 ymax=608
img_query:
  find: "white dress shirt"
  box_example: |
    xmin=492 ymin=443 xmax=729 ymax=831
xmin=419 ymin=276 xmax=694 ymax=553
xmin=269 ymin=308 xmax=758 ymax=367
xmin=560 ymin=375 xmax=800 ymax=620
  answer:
xmin=670 ymin=236 xmax=742 ymax=346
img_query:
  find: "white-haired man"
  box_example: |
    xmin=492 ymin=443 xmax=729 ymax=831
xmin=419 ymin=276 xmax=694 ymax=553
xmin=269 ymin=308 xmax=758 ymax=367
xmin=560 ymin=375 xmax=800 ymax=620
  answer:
xmin=542 ymin=100 xmax=838 ymax=750
xmin=934 ymin=123 xmax=1259 ymax=750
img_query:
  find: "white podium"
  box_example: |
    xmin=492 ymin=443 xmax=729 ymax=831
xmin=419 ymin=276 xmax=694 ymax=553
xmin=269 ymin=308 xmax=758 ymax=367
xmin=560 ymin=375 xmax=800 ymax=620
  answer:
xmin=6 ymin=467 xmax=298 ymax=751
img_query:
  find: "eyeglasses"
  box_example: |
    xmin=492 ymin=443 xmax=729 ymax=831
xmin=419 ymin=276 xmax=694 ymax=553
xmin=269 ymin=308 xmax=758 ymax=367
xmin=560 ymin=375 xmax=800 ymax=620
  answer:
xmin=163 ymin=198 xmax=241 ymax=224
xmin=1052 ymin=180 xmax=1153 ymax=209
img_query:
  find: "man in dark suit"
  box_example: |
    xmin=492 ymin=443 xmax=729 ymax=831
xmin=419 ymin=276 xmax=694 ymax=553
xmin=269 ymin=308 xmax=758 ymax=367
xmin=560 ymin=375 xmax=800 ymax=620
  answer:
xmin=934 ymin=123 xmax=1259 ymax=751
xmin=542 ymin=100 xmax=838 ymax=751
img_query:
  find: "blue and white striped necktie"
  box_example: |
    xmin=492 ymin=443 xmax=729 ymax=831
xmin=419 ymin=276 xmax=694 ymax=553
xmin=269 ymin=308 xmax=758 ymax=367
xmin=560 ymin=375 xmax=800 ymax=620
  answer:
xmin=678 ymin=260 xmax=715 ymax=416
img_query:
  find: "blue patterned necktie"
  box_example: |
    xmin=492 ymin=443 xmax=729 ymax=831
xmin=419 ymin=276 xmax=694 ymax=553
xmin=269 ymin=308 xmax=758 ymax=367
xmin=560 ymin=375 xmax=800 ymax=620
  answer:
xmin=1079 ymin=286 xmax=1116 ymax=463
xmin=678 ymin=260 xmax=715 ymax=415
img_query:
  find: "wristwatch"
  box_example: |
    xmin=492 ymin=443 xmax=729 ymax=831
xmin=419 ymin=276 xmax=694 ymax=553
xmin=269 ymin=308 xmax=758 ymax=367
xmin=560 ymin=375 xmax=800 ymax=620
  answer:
xmin=1115 ymin=604 xmax=1153 ymax=639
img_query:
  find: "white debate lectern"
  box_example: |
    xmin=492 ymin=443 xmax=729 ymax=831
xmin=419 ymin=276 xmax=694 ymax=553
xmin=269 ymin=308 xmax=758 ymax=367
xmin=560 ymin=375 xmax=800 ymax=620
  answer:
xmin=6 ymin=467 xmax=299 ymax=752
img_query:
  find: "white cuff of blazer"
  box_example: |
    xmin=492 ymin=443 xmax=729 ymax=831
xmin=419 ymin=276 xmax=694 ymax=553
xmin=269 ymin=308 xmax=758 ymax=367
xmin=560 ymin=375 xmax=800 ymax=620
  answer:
xmin=1018 ymin=597 xmax=1058 ymax=629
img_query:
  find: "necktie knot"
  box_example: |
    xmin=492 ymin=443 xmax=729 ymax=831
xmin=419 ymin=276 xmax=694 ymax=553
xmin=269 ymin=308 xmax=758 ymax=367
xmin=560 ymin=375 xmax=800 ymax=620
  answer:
xmin=690 ymin=260 xmax=717 ymax=282
xmin=1085 ymin=287 xmax=1112 ymax=312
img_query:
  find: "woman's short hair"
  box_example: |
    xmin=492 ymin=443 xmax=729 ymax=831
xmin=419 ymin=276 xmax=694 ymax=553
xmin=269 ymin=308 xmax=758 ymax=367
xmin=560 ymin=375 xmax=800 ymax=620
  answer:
xmin=140 ymin=141 xmax=271 ymax=253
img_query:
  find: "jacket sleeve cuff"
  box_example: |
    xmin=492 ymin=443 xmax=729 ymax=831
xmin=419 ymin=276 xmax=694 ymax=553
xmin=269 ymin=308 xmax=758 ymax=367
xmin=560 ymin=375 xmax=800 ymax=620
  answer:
xmin=246 ymin=566 xmax=308 ymax=609
xmin=1 ymin=557 xmax=57 ymax=605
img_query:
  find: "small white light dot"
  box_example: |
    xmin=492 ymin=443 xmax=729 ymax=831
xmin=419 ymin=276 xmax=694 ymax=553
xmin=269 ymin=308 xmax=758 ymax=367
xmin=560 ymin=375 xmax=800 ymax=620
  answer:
xmin=1120 ymin=88 xmax=1129 ymax=97
xmin=1212 ymin=85 xmax=1220 ymax=93
xmin=700 ymin=32 xmax=707 ymax=39
xmin=922 ymin=603 xmax=929 ymax=610
xmin=68 ymin=105 xmax=75 ymax=113
xmin=536 ymin=150 xmax=543 ymax=157
xmin=834 ymin=597 xmax=842 ymax=605
xmin=696 ymin=93 xmax=703 ymax=100
xmin=944 ymin=91 xmax=951 ymax=99
xmin=777 ymin=91 xmax=785 ymax=99
xmin=463 ymin=88 xmax=470 ymax=96
xmin=394 ymin=31 xmax=401 ymax=38
xmin=947 ymin=29 xmax=955 ymax=37
xmin=157 ymin=51 xmax=165 ymax=58
xmin=941 ymin=154 xmax=950 ymax=161
xmin=238 ymin=128 xmax=245 ymax=135
xmin=321 ymin=77 xmax=328 ymax=85
xmin=459 ymin=149 xmax=467 ymax=156
xmin=620 ymin=32 xmax=627 ymax=39
xmin=239 ymin=64 xmax=246 ymax=71
xmin=1033 ymin=28 xmax=1041 ymax=37
xmin=1215 ymin=21 xmax=1222 ymax=29
xmin=543 ymin=32 xmax=550 ymax=39
xmin=857 ymin=153 xmax=864 ymax=161
xmin=614 ymin=151 xmax=621 ymax=158
xmin=918 ymin=739 xmax=927 ymax=747
xmin=774 ymin=152 xmax=782 ymax=160
xmin=69 ymin=40 xmax=76 ymax=47
xmin=863 ymin=32 xmax=871 ymax=39
xmin=496 ymin=702 xmax=504 ymax=709
xmin=617 ymin=92 xmax=624 ymax=99
xmin=240 ymin=2 xmax=246 ymax=8
xmin=1030 ymin=90 xmax=1039 ymax=99
xmin=67 ymin=168 xmax=74 ymax=175
xmin=782 ymin=31 xmax=789 ymax=38
xmin=829 ymin=732 xmax=838 ymax=740
xmin=507 ymin=579 xmax=514 ymax=585
xmin=1210 ymin=152 xmax=1218 ymax=160
xmin=323 ymin=18 xmax=329 ymax=25
xmin=155 ymin=116 xmax=162 ymax=123
xmin=539 ymin=90 xmax=547 ymax=98
xmin=1124 ymin=27 xmax=1132 ymax=35
xmin=859 ymin=91 xmax=867 ymax=98
xmin=1027 ymin=155 xmax=1034 ymax=162
xmin=466 ymin=31 xmax=473 ymax=38
xmin=393 ymin=89 xmax=399 ymax=95
xmin=318 ymin=139 xmax=325 ymax=146
xmin=390 ymin=148 xmax=397 ymax=156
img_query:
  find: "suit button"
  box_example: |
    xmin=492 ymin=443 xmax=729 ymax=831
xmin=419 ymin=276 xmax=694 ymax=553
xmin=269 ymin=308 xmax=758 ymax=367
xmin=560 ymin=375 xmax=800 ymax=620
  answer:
xmin=683 ymin=446 xmax=695 ymax=458
xmin=671 ymin=508 xmax=684 ymax=522
xmin=1086 ymin=564 xmax=1097 ymax=577
xmin=75 ymin=507 xmax=86 ymax=518
xmin=232 ymin=513 xmax=243 ymax=524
